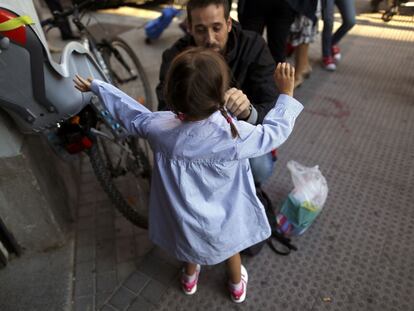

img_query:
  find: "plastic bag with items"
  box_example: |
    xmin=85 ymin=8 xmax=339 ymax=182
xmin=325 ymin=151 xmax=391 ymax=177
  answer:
xmin=276 ymin=160 xmax=328 ymax=236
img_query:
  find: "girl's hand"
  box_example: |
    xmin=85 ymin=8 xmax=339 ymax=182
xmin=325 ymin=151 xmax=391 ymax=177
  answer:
xmin=274 ymin=62 xmax=295 ymax=97
xmin=73 ymin=75 xmax=93 ymax=92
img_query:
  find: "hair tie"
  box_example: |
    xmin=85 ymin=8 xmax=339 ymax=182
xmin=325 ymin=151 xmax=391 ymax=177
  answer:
xmin=176 ymin=112 xmax=186 ymax=121
xmin=226 ymin=116 xmax=232 ymax=124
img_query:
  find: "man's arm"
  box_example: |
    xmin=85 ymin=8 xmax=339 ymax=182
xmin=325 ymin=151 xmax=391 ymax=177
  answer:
xmin=242 ymin=35 xmax=279 ymax=125
xmin=155 ymin=49 xmax=173 ymax=111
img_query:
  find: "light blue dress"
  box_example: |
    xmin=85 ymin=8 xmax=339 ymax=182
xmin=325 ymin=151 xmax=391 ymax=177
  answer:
xmin=91 ymin=80 xmax=303 ymax=265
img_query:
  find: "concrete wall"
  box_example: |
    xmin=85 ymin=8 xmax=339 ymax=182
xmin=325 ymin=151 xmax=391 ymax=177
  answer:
xmin=0 ymin=110 xmax=81 ymax=253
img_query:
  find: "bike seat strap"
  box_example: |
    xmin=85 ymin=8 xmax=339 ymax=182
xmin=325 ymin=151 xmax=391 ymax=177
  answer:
xmin=0 ymin=15 xmax=33 ymax=31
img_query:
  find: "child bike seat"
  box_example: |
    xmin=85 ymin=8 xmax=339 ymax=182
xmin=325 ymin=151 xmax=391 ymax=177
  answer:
xmin=0 ymin=0 xmax=107 ymax=133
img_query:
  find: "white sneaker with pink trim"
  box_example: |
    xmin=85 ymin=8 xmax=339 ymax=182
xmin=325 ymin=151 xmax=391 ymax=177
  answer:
xmin=229 ymin=265 xmax=248 ymax=303
xmin=181 ymin=264 xmax=200 ymax=295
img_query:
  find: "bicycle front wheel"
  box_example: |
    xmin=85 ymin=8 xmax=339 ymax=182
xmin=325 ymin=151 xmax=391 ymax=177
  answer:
xmin=106 ymin=37 xmax=153 ymax=111
xmin=105 ymin=37 xmax=154 ymax=163
xmin=88 ymin=122 xmax=151 ymax=229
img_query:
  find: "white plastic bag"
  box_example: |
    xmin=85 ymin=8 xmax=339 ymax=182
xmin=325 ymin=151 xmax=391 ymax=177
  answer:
xmin=287 ymin=160 xmax=328 ymax=211
xmin=276 ymin=161 xmax=328 ymax=236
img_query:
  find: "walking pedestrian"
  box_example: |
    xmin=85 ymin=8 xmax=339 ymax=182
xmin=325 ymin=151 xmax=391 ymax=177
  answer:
xmin=321 ymin=0 xmax=356 ymax=71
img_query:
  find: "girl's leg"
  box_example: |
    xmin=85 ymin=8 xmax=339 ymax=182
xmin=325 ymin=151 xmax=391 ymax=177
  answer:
xmin=332 ymin=0 xmax=356 ymax=46
xmin=321 ymin=0 xmax=336 ymax=57
xmin=182 ymin=262 xmax=201 ymax=295
xmin=226 ymin=253 xmax=242 ymax=284
xmin=185 ymin=262 xmax=198 ymax=276
xmin=226 ymin=253 xmax=248 ymax=303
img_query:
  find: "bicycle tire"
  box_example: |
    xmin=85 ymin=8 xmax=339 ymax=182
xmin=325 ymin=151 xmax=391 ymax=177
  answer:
xmin=106 ymin=37 xmax=154 ymax=111
xmin=105 ymin=37 xmax=154 ymax=163
xmin=89 ymin=38 xmax=153 ymax=228
xmin=88 ymin=136 xmax=149 ymax=229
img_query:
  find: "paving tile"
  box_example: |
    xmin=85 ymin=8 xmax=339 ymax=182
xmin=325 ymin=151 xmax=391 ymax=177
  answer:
xmin=137 ymin=254 xmax=179 ymax=285
xmin=108 ymin=286 xmax=137 ymax=310
xmin=96 ymin=291 xmax=114 ymax=310
xmin=73 ymin=295 xmax=94 ymax=311
xmin=117 ymin=261 xmax=138 ymax=283
xmin=123 ymin=271 xmax=150 ymax=294
xmin=116 ymin=237 xmax=136 ymax=263
xmin=135 ymin=234 xmax=154 ymax=257
xmin=127 ymin=296 xmax=154 ymax=311
xmin=74 ymin=277 xmax=94 ymax=297
xmin=139 ymin=279 xmax=167 ymax=305
xmin=97 ymin=211 xmax=115 ymax=228
xmin=96 ymin=239 xmax=116 ymax=258
xmin=149 ymin=247 xmax=181 ymax=268
xmin=77 ymin=216 xmax=96 ymax=232
xmin=96 ymin=271 xmax=118 ymax=293
xmin=96 ymin=200 xmax=113 ymax=214
xmin=96 ymin=254 xmax=116 ymax=274
xmin=76 ymin=244 xmax=95 ymax=264
xmin=75 ymin=260 xmax=95 ymax=278
xmin=100 ymin=304 xmax=118 ymax=311
xmin=80 ymin=181 xmax=102 ymax=194
xmin=77 ymin=203 xmax=95 ymax=218
xmin=96 ymin=225 xmax=116 ymax=242
xmin=115 ymin=216 xmax=135 ymax=238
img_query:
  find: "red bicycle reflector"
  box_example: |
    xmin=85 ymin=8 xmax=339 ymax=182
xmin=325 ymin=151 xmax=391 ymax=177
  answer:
xmin=65 ymin=137 xmax=93 ymax=154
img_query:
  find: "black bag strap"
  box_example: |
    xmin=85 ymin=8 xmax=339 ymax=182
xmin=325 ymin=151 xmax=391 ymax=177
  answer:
xmin=256 ymin=187 xmax=298 ymax=256
xmin=267 ymin=230 xmax=297 ymax=256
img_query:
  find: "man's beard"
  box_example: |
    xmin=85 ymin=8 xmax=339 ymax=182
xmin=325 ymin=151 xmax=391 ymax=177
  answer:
xmin=205 ymin=43 xmax=225 ymax=55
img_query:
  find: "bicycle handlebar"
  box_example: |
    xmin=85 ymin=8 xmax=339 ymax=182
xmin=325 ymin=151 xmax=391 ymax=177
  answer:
xmin=40 ymin=0 xmax=98 ymax=28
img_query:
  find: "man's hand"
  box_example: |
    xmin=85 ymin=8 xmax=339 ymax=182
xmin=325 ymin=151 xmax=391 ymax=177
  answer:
xmin=73 ymin=75 xmax=93 ymax=92
xmin=274 ymin=62 xmax=295 ymax=97
xmin=224 ymin=88 xmax=252 ymax=120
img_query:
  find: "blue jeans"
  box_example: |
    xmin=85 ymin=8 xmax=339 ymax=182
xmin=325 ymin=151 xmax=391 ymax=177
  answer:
xmin=322 ymin=0 xmax=356 ymax=57
xmin=249 ymin=152 xmax=276 ymax=186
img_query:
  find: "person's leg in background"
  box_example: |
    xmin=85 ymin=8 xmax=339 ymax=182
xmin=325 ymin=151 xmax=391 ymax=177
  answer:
xmin=264 ymin=0 xmax=296 ymax=63
xmin=294 ymin=42 xmax=311 ymax=88
xmin=331 ymin=0 xmax=355 ymax=48
xmin=238 ymin=0 xmax=266 ymax=35
xmin=43 ymin=0 xmax=77 ymax=40
xmin=321 ymin=0 xmax=336 ymax=70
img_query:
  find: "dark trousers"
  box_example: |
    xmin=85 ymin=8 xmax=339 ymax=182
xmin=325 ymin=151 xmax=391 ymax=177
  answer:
xmin=44 ymin=0 xmax=73 ymax=39
xmin=238 ymin=0 xmax=296 ymax=63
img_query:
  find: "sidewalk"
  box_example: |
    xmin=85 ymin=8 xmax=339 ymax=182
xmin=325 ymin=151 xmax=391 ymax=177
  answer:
xmin=1 ymin=1 xmax=414 ymax=310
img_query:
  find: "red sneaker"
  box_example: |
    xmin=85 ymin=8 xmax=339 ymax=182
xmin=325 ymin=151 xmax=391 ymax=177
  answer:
xmin=322 ymin=56 xmax=336 ymax=71
xmin=332 ymin=45 xmax=341 ymax=61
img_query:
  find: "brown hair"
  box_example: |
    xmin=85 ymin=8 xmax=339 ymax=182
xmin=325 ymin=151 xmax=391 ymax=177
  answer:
xmin=165 ymin=47 xmax=239 ymax=138
xmin=186 ymin=0 xmax=230 ymax=26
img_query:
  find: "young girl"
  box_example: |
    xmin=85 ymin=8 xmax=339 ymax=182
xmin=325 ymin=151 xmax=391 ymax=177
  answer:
xmin=74 ymin=47 xmax=303 ymax=303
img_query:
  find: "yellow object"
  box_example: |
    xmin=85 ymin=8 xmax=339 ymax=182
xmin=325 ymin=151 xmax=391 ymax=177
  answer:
xmin=0 ymin=16 xmax=34 ymax=32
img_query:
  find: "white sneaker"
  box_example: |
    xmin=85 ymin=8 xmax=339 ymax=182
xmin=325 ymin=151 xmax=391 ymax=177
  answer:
xmin=322 ymin=56 xmax=337 ymax=71
xmin=332 ymin=45 xmax=342 ymax=62
xmin=229 ymin=265 xmax=248 ymax=303
xmin=181 ymin=264 xmax=200 ymax=295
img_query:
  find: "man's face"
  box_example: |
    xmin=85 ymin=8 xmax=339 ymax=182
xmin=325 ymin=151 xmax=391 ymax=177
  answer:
xmin=188 ymin=4 xmax=232 ymax=54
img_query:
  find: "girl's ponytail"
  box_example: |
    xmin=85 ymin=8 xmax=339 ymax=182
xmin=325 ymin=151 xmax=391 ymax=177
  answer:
xmin=219 ymin=106 xmax=239 ymax=139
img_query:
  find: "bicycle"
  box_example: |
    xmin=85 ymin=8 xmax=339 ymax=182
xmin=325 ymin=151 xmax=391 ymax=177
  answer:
xmin=0 ymin=0 xmax=153 ymax=229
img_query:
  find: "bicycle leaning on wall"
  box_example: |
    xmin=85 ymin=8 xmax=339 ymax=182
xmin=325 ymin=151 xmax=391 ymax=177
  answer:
xmin=0 ymin=0 xmax=153 ymax=229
